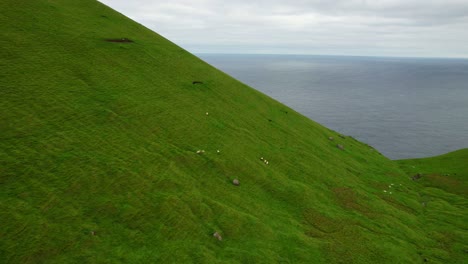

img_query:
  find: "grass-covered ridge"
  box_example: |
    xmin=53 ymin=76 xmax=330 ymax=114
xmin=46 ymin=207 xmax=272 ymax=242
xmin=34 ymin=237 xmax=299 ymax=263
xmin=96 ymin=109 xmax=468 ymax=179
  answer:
xmin=396 ymin=149 xmax=468 ymax=263
xmin=1 ymin=0 xmax=466 ymax=263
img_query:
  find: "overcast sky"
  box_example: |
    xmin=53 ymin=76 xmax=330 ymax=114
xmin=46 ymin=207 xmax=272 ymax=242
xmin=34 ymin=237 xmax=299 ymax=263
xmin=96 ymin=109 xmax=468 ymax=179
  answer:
xmin=99 ymin=0 xmax=468 ymax=58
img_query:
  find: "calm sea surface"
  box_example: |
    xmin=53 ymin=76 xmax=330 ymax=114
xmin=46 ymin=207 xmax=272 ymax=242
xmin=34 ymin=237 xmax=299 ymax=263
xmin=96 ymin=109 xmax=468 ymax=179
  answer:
xmin=199 ymin=54 xmax=468 ymax=159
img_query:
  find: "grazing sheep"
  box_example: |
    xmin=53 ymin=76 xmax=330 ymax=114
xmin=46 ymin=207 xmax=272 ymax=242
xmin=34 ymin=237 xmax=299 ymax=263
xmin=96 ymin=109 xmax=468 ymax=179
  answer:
xmin=206 ymin=112 xmax=209 ymax=115
xmin=383 ymin=190 xmax=387 ymax=193
xmin=232 ymin=179 xmax=240 ymax=186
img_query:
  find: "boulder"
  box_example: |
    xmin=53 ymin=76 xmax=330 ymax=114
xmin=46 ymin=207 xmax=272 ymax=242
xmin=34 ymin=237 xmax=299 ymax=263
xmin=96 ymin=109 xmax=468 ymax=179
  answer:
xmin=213 ymin=231 xmax=222 ymax=241
xmin=412 ymin=173 xmax=422 ymax=180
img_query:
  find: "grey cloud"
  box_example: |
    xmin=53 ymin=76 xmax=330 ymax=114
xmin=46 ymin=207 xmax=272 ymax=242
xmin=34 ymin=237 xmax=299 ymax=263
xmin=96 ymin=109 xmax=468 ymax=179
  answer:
xmin=99 ymin=0 xmax=468 ymax=57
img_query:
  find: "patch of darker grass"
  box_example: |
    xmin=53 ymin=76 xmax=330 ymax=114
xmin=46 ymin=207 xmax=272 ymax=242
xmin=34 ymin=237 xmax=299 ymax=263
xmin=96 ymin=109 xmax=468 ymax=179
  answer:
xmin=332 ymin=187 xmax=372 ymax=216
xmin=324 ymin=226 xmax=386 ymax=264
xmin=424 ymin=174 xmax=467 ymax=197
xmin=385 ymin=171 xmax=401 ymax=177
xmin=105 ymin=38 xmax=133 ymax=43
xmin=303 ymin=208 xmax=344 ymax=235
xmin=303 ymin=211 xmax=385 ymax=263
xmin=431 ymin=231 xmax=457 ymax=252
xmin=381 ymin=195 xmax=417 ymax=214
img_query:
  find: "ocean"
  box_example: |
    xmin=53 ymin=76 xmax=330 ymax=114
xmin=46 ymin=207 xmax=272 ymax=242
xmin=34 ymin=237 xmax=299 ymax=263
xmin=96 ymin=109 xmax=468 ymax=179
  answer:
xmin=198 ymin=54 xmax=468 ymax=159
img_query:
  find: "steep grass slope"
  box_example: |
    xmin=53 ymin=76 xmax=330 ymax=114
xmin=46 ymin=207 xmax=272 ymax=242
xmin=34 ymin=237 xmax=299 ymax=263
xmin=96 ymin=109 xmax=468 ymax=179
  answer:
xmin=1 ymin=0 xmax=466 ymax=263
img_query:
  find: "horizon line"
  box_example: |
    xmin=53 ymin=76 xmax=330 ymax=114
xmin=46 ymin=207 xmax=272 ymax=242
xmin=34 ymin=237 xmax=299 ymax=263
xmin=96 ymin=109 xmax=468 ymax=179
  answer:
xmin=194 ymin=52 xmax=468 ymax=60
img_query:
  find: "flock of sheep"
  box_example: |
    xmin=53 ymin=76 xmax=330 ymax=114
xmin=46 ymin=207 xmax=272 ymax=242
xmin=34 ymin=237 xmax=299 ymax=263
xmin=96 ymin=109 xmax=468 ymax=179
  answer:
xmin=383 ymin=183 xmax=403 ymax=194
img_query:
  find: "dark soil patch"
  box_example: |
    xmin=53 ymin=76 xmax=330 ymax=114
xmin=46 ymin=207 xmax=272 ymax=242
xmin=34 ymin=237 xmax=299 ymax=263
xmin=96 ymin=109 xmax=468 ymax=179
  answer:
xmin=105 ymin=38 xmax=133 ymax=43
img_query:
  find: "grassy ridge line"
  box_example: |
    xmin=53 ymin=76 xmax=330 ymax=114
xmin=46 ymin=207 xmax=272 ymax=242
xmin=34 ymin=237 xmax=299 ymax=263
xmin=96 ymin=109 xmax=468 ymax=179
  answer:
xmin=397 ymin=149 xmax=468 ymax=183
xmin=396 ymin=149 xmax=468 ymax=263
xmin=0 ymin=0 xmax=466 ymax=263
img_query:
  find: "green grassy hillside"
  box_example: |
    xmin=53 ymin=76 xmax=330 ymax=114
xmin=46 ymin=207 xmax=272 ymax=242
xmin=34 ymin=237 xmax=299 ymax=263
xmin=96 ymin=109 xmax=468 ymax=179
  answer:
xmin=1 ymin=0 xmax=466 ymax=263
xmin=396 ymin=149 xmax=468 ymax=263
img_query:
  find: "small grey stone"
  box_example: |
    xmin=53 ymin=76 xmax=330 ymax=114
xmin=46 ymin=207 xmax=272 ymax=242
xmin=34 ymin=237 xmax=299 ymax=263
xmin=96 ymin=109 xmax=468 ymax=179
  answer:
xmin=213 ymin=231 xmax=222 ymax=241
xmin=337 ymin=144 xmax=344 ymax=150
xmin=232 ymin=179 xmax=240 ymax=186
